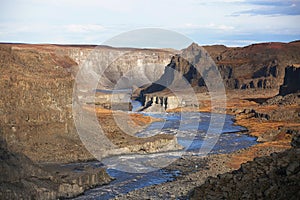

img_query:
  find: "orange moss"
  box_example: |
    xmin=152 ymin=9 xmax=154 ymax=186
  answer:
xmin=235 ymin=114 xmax=300 ymax=139
xmin=227 ymin=141 xmax=291 ymax=169
xmin=83 ymin=106 xmax=161 ymax=127
xmin=129 ymin=113 xmax=162 ymax=127
xmin=82 ymin=105 xmax=112 ymax=114
xmin=226 ymin=99 xmax=300 ymax=169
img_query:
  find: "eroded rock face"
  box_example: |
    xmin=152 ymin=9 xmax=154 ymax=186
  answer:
xmin=204 ymin=41 xmax=300 ymax=90
xmin=140 ymin=43 xmax=213 ymax=95
xmin=0 ymin=44 xmax=87 ymax=162
xmin=0 ymin=44 xmax=175 ymax=162
xmin=279 ymin=65 xmax=300 ymax=96
xmin=189 ymin=132 xmax=300 ymax=200
xmin=139 ymin=41 xmax=300 ymax=106
xmin=66 ymin=46 xmax=174 ymax=89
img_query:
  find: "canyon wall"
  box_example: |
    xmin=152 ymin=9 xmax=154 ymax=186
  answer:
xmin=141 ymin=41 xmax=300 ymax=94
xmin=65 ymin=46 xmax=174 ymax=89
xmin=137 ymin=41 xmax=300 ymax=111
xmin=0 ymin=44 xmax=174 ymax=162
xmin=0 ymin=137 xmax=111 ymax=199
xmin=0 ymin=44 xmax=86 ymax=162
xmin=205 ymin=41 xmax=300 ymax=91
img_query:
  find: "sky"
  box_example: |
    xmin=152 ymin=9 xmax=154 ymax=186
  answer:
xmin=0 ymin=0 xmax=300 ymax=47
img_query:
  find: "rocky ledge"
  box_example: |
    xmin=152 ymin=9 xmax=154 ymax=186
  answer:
xmin=0 ymin=138 xmax=112 ymax=200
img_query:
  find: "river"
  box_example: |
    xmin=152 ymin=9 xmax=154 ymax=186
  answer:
xmin=73 ymin=111 xmax=257 ymax=200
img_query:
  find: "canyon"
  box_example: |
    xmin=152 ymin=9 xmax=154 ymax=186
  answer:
xmin=1 ymin=41 xmax=300 ymax=199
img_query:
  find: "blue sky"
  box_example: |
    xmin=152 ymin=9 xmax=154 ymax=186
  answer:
xmin=0 ymin=0 xmax=299 ymax=47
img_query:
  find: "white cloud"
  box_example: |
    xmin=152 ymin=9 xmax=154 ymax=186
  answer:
xmin=66 ymin=24 xmax=105 ymax=33
xmin=209 ymin=24 xmax=235 ymax=31
xmin=1 ymin=0 xmax=299 ymax=45
xmin=34 ymin=0 xmax=138 ymax=12
xmin=185 ymin=23 xmax=235 ymax=31
xmin=212 ymin=0 xmax=245 ymax=2
xmin=217 ymin=39 xmax=263 ymax=46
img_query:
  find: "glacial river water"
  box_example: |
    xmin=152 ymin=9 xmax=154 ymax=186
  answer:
xmin=73 ymin=111 xmax=257 ymax=200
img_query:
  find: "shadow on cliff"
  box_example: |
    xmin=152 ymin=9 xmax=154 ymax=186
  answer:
xmin=0 ymin=129 xmax=111 ymax=199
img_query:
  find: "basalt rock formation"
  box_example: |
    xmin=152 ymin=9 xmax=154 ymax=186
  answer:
xmin=0 ymin=44 xmax=84 ymax=163
xmin=138 ymin=41 xmax=300 ymax=111
xmin=189 ymin=131 xmax=300 ymax=200
xmin=140 ymin=43 xmax=213 ymax=94
xmin=138 ymin=43 xmax=217 ymax=111
xmin=141 ymin=41 xmax=300 ymax=96
xmin=205 ymin=41 xmax=300 ymax=90
xmin=66 ymin=45 xmax=174 ymax=89
xmin=247 ymin=64 xmax=300 ymax=126
xmin=279 ymin=65 xmax=300 ymax=96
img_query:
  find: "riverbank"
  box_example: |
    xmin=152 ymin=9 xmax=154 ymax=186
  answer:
xmin=72 ymin=107 xmax=257 ymax=199
xmin=113 ymin=141 xmax=288 ymax=200
xmin=168 ymin=90 xmax=299 ymax=168
xmin=93 ymin=106 xmax=183 ymax=155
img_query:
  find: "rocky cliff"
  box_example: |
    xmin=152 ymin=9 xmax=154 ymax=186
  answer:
xmin=0 ymin=43 xmax=174 ymax=162
xmin=279 ymin=65 xmax=300 ymax=96
xmin=205 ymin=41 xmax=300 ymax=90
xmin=139 ymin=41 xmax=300 ymax=106
xmin=64 ymin=45 xmax=174 ymax=89
xmin=0 ymin=44 xmax=84 ymax=162
xmin=137 ymin=43 xmax=226 ymax=111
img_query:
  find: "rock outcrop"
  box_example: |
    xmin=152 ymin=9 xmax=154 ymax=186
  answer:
xmin=140 ymin=43 xmax=216 ymax=94
xmin=140 ymin=95 xmax=181 ymax=112
xmin=279 ymin=65 xmax=300 ymax=96
xmin=189 ymin=131 xmax=300 ymax=200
